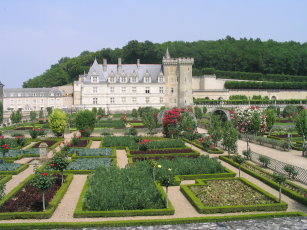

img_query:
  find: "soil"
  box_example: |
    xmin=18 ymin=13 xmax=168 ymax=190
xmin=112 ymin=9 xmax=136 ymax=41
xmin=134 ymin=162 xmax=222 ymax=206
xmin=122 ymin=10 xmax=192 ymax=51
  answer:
xmin=0 ymin=175 xmax=66 ymax=212
xmin=73 ymin=140 xmax=88 ymax=147
xmin=32 ymin=140 xmax=57 ymax=148
xmin=130 ymin=148 xmax=194 ymax=155
xmin=14 ymin=127 xmax=33 ymax=130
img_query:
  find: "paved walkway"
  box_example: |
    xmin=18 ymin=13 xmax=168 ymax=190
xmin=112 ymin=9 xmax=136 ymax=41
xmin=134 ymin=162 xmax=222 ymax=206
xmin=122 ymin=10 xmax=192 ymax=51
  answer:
xmin=116 ymin=149 xmax=128 ymax=168
xmin=197 ymin=127 xmax=307 ymax=169
xmin=90 ymin=141 xmax=101 ymax=149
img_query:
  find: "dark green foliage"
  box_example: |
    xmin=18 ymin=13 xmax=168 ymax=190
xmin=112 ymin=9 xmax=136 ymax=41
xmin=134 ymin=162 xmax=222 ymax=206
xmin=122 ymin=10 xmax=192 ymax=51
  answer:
xmin=10 ymin=110 xmax=22 ymax=124
xmin=0 ymin=101 xmax=3 ymax=124
xmin=96 ymin=120 xmax=125 ymax=128
xmin=295 ymin=110 xmax=307 ymax=137
xmin=128 ymin=128 xmax=137 ymax=136
xmin=30 ymin=172 xmax=55 ymax=191
xmin=22 ymin=38 xmax=307 ymax=88
xmin=283 ymin=105 xmax=298 ymax=118
xmin=229 ymin=95 xmax=248 ymax=100
xmin=29 ymin=111 xmax=37 ymax=122
xmin=265 ymin=109 xmax=276 ymax=130
xmin=202 ymin=107 xmax=207 ymax=114
xmin=131 ymin=109 xmax=138 ymax=118
xmin=83 ymin=165 xmax=165 ymax=211
xmin=75 ymin=110 xmax=96 ymax=136
xmin=194 ymin=106 xmax=203 ymax=119
xmin=283 ymin=165 xmax=298 ymax=179
xmin=97 ymin=108 xmax=105 ymax=119
xmin=46 ymin=107 xmax=53 ymax=116
xmin=225 ymin=81 xmax=307 ymax=90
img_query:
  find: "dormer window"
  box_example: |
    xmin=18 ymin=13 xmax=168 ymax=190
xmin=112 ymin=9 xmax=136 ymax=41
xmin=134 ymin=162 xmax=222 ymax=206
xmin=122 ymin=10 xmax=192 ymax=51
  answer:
xmin=158 ymin=74 xmax=164 ymax=83
xmin=131 ymin=76 xmax=137 ymax=83
xmin=109 ymin=71 xmax=116 ymax=83
xmin=92 ymin=76 xmax=98 ymax=83
xmin=144 ymin=70 xmax=151 ymax=83
xmin=120 ymin=72 xmax=127 ymax=83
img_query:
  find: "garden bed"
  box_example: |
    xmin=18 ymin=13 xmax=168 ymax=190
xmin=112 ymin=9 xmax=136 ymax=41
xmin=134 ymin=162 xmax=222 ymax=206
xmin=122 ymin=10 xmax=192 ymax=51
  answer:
xmin=0 ymin=174 xmax=73 ymax=219
xmin=130 ymin=148 xmax=195 ymax=155
xmin=0 ymin=163 xmax=29 ymax=175
xmin=4 ymin=148 xmax=40 ymax=160
xmin=70 ymin=140 xmax=89 ymax=148
xmin=183 ymin=138 xmax=224 ymax=154
xmin=70 ymin=148 xmax=116 ymax=158
xmin=13 ymin=127 xmax=33 ymax=130
xmin=32 ymin=140 xmax=57 ymax=148
xmin=220 ymin=156 xmax=307 ymax=206
xmin=0 ymin=175 xmax=12 ymax=185
xmin=181 ymin=178 xmax=288 ymax=214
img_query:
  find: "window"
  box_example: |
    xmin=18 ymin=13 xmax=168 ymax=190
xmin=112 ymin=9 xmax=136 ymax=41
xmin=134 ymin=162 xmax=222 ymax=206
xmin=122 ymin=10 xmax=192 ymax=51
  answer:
xmin=145 ymin=76 xmax=150 ymax=83
xmin=145 ymin=87 xmax=150 ymax=94
xmin=122 ymin=97 xmax=126 ymax=103
xmin=146 ymin=97 xmax=150 ymax=104
xmin=110 ymin=76 xmax=115 ymax=83
xmin=132 ymin=97 xmax=136 ymax=103
xmin=92 ymin=76 xmax=98 ymax=83
xmin=121 ymin=75 xmax=127 ymax=83
xmin=132 ymin=76 xmax=137 ymax=83
xmin=160 ymin=97 xmax=164 ymax=103
xmin=110 ymin=87 xmax=114 ymax=93
xmin=132 ymin=87 xmax=136 ymax=93
xmin=171 ymin=88 xmax=174 ymax=94
xmin=158 ymin=76 xmax=164 ymax=82
xmin=122 ymin=87 xmax=126 ymax=93
xmin=93 ymin=98 xmax=98 ymax=104
xmin=93 ymin=87 xmax=97 ymax=93
xmin=110 ymin=97 xmax=115 ymax=104
xmin=159 ymin=87 xmax=164 ymax=94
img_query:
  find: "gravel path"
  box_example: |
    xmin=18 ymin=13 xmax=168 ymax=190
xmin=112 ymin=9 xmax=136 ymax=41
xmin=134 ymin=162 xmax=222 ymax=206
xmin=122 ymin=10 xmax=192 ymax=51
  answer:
xmin=90 ymin=141 xmax=101 ymax=149
xmin=117 ymin=149 xmax=128 ymax=168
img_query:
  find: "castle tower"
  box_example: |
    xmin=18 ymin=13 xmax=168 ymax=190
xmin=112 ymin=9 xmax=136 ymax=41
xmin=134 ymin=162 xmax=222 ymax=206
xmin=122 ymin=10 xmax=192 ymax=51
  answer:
xmin=162 ymin=49 xmax=194 ymax=107
xmin=0 ymin=81 xmax=4 ymax=102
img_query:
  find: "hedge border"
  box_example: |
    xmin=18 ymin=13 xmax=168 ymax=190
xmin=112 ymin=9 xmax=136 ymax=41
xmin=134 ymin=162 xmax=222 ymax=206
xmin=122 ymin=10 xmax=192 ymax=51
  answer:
xmin=181 ymin=177 xmax=288 ymax=214
xmin=74 ymin=178 xmax=175 ymax=218
xmin=183 ymin=138 xmax=224 ymax=154
xmin=220 ymin=156 xmax=307 ymax=206
xmin=0 ymin=174 xmax=73 ymax=219
xmin=0 ymin=163 xmax=29 ymax=175
xmin=0 ymin=175 xmax=12 ymax=185
xmin=0 ymin=212 xmax=305 ymax=229
xmin=126 ymin=147 xmax=200 ymax=158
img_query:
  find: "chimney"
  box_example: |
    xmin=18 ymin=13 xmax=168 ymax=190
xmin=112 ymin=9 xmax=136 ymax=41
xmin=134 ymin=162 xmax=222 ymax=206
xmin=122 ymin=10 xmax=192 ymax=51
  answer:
xmin=118 ymin=57 xmax=122 ymax=71
xmin=103 ymin=59 xmax=107 ymax=71
xmin=137 ymin=59 xmax=140 ymax=68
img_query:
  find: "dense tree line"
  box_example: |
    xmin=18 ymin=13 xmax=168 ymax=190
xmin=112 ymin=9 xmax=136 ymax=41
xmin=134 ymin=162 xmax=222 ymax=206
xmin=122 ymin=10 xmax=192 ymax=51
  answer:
xmin=23 ymin=37 xmax=307 ymax=88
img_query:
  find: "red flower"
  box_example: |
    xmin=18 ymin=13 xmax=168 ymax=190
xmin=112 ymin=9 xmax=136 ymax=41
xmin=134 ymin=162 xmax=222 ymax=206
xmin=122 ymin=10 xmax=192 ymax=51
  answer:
xmin=43 ymin=173 xmax=48 ymax=176
xmin=51 ymin=163 xmax=55 ymax=167
xmin=81 ymin=130 xmax=85 ymax=132
xmin=87 ymin=128 xmax=91 ymax=130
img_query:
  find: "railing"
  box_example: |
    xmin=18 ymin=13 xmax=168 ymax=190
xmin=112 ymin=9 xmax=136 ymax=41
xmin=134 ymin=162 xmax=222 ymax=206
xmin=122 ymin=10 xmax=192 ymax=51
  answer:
xmin=250 ymin=151 xmax=307 ymax=185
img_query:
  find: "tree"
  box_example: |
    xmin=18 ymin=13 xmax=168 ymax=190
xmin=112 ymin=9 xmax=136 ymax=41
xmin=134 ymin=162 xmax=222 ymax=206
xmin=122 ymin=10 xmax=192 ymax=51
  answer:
xmin=97 ymin=108 xmax=105 ymax=119
xmin=282 ymin=105 xmax=298 ymax=118
xmin=283 ymin=164 xmax=298 ymax=179
xmin=233 ymin=155 xmax=245 ymax=177
xmin=10 ymin=110 xmax=22 ymax=124
xmin=202 ymin=107 xmax=207 ymax=114
xmin=0 ymin=101 xmax=3 ymax=124
xmin=132 ymin=109 xmax=138 ymax=119
xmin=294 ymin=109 xmax=307 ymax=156
xmin=142 ymin=109 xmax=158 ymax=134
xmin=265 ymin=108 xmax=276 ymax=131
xmin=30 ymin=111 xmax=37 ymax=122
xmin=222 ymin=121 xmax=238 ymax=156
xmin=259 ymin=155 xmax=270 ymax=167
xmin=158 ymin=167 xmax=174 ymax=208
xmin=39 ymin=110 xmax=44 ymax=119
xmin=75 ymin=110 xmax=96 ymax=137
xmin=31 ymin=172 xmax=55 ymax=211
xmin=194 ymin=106 xmax=203 ymax=119
xmin=49 ymin=154 xmax=69 ymax=184
xmin=208 ymin=115 xmax=223 ymax=147
xmin=49 ymin=109 xmax=68 ymax=137
xmin=272 ymin=173 xmax=286 ymax=202
xmin=46 ymin=107 xmax=53 ymax=116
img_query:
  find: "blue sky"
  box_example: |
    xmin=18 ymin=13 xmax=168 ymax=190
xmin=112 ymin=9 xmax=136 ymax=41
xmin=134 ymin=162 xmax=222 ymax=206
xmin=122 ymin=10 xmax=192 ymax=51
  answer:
xmin=0 ymin=0 xmax=306 ymax=88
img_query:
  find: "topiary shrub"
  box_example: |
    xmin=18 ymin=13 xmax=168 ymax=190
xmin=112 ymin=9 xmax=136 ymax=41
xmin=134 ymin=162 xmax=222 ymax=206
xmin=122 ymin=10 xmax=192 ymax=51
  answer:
xmin=75 ymin=110 xmax=96 ymax=137
xmin=259 ymin=155 xmax=271 ymax=167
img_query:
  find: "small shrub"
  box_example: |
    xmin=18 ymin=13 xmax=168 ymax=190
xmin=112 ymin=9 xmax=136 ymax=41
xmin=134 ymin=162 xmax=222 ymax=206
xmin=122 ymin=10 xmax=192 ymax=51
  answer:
xmin=15 ymin=136 xmax=26 ymax=147
xmin=29 ymin=129 xmax=39 ymax=139
xmin=128 ymin=127 xmax=138 ymax=136
xmin=259 ymin=155 xmax=271 ymax=167
xmin=283 ymin=164 xmax=298 ymax=179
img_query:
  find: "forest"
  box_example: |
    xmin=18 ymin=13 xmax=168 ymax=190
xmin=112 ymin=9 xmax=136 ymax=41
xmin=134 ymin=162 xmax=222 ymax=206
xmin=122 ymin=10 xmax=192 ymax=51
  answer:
xmin=22 ymin=36 xmax=307 ymax=88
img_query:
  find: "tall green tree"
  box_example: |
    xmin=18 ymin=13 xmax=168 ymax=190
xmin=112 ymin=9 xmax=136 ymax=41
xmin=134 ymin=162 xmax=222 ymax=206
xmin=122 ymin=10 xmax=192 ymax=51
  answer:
xmin=10 ymin=110 xmax=22 ymax=124
xmin=75 ymin=110 xmax=96 ymax=136
xmin=0 ymin=101 xmax=3 ymax=124
xmin=222 ymin=121 xmax=238 ymax=156
xmin=49 ymin=109 xmax=68 ymax=136
xmin=265 ymin=108 xmax=276 ymax=131
xmin=30 ymin=111 xmax=37 ymax=122
xmin=294 ymin=109 xmax=307 ymax=156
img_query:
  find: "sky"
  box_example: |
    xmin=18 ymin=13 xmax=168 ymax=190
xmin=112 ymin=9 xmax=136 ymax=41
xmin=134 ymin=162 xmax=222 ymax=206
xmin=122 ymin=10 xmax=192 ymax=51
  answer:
xmin=0 ymin=0 xmax=307 ymax=88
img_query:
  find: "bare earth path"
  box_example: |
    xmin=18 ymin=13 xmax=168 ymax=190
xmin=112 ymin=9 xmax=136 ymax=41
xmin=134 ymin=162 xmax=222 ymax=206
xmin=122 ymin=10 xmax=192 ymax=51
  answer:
xmin=116 ymin=149 xmax=128 ymax=168
xmin=90 ymin=141 xmax=101 ymax=149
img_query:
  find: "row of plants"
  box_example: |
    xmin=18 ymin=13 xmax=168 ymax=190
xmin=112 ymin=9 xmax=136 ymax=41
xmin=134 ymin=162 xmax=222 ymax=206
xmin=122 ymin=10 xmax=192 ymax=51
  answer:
xmin=225 ymin=81 xmax=307 ymax=89
xmin=0 ymin=163 xmax=29 ymax=175
xmin=220 ymin=156 xmax=307 ymax=206
xmin=69 ymin=148 xmax=115 ymax=157
xmin=95 ymin=120 xmax=125 ymax=129
xmin=194 ymin=98 xmax=307 ymax=105
xmin=183 ymin=138 xmax=224 ymax=154
xmin=181 ymin=177 xmax=287 ymax=214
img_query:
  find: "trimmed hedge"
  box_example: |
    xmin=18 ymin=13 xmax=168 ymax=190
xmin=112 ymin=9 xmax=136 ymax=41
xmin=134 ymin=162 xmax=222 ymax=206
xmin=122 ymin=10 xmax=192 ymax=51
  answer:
xmin=194 ymin=98 xmax=307 ymax=105
xmin=0 ymin=163 xmax=29 ymax=175
xmin=0 ymin=174 xmax=73 ymax=219
xmin=183 ymin=138 xmax=224 ymax=154
xmin=0 ymin=175 xmax=12 ymax=185
xmin=74 ymin=179 xmax=175 ymax=218
xmin=181 ymin=178 xmax=288 ymax=214
xmin=0 ymin=212 xmax=305 ymax=229
xmin=225 ymin=81 xmax=307 ymax=90
xmin=220 ymin=156 xmax=307 ymax=206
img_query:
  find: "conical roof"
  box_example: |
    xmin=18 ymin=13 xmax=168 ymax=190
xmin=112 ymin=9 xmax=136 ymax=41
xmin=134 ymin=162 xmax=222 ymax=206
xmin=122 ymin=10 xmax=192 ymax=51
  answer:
xmin=164 ymin=48 xmax=171 ymax=59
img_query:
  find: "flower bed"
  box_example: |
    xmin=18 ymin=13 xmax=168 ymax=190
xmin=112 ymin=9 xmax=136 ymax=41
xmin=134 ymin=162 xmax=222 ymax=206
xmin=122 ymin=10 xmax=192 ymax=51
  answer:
xmin=66 ymin=158 xmax=113 ymax=170
xmin=0 ymin=163 xmax=29 ymax=175
xmin=102 ymin=136 xmax=165 ymax=149
xmin=183 ymin=138 xmax=224 ymax=154
xmin=70 ymin=140 xmax=89 ymax=148
xmin=74 ymin=165 xmax=174 ymax=218
xmin=0 ymin=174 xmax=73 ymax=219
xmin=181 ymin=178 xmax=287 ymax=214
xmin=220 ymin=156 xmax=307 ymax=206
xmin=131 ymin=155 xmax=199 ymax=162
xmin=4 ymin=148 xmax=40 ymax=159
xmin=130 ymin=148 xmax=194 ymax=155
xmin=70 ymin=148 xmax=115 ymax=157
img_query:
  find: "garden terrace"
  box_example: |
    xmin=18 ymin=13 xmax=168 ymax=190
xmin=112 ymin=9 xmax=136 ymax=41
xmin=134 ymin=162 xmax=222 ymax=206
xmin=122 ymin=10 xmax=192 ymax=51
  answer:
xmin=181 ymin=178 xmax=287 ymax=214
xmin=220 ymin=156 xmax=307 ymax=206
xmin=74 ymin=165 xmax=174 ymax=217
xmin=0 ymin=174 xmax=73 ymax=219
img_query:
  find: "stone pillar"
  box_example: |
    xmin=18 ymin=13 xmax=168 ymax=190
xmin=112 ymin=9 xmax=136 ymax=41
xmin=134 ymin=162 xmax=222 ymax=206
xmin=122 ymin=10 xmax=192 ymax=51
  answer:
xmin=39 ymin=142 xmax=48 ymax=163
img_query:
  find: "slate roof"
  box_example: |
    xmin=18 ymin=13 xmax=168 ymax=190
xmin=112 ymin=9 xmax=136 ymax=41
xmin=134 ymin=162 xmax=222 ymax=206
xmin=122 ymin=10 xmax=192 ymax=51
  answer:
xmin=83 ymin=60 xmax=163 ymax=83
xmin=3 ymin=88 xmax=64 ymax=97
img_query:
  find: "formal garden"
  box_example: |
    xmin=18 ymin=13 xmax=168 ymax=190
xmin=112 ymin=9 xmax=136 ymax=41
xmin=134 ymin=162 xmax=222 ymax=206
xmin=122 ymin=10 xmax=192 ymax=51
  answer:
xmin=0 ymin=104 xmax=306 ymax=229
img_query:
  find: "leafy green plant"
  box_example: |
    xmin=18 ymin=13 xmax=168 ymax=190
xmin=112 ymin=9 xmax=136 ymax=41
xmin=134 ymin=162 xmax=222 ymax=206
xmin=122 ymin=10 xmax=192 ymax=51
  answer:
xmin=71 ymin=148 xmax=113 ymax=157
xmin=233 ymin=155 xmax=245 ymax=177
xmin=75 ymin=110 xmax=96 ymax=137
xmin=273 ymin=173 xmax=286 ymax=202
xmin=259 ymin=156 xmax=271 ymax=168
xmin=49 ymin=154 xmax=69 ymax=184
xmin=29 ymin=129 xmax=39 ymax=139
xmin=49 ymin=109 xmax=68 ymax=137
xmin=30 ymin=172 xmax=55 ymax=211
xmin=66 ymin=158 xmax=112 ymax=170
xmin=128 ymin=127 xmax=137 ymax=136
xmin=283 ymin=164 xmax=298 ymax=179
xmin=0 ymin=183 xmax=4 ymax=200
xmin=242 ymin=149 xmax=251 ymax=160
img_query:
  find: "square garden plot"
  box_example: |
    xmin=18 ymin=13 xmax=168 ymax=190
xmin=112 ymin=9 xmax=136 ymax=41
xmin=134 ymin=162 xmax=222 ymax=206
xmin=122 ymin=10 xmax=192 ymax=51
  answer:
xmin=0 ymin=174 xmax=73 ymax=219
xmin=180 ymin=178 xmax=287 ymax=214
xmin=70 ymin=148 xmax=115 ymax=158
xmin=0 ymin=163 xmax=29 ymax=175
xmin=4 ymin=148 xmax=40 ymax=160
